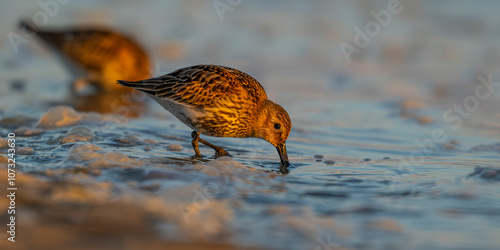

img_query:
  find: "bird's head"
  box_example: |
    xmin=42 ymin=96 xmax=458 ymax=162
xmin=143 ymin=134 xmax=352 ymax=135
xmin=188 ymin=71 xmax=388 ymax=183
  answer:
xmin=255 ymin=100 xmax=292 ymax=167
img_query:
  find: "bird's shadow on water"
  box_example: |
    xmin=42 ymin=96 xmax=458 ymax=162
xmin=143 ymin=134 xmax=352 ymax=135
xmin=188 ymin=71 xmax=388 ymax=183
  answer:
xmin=149 ymin=152 xmax=298 ymax=175
xmin=240 ymin=159 xmax=306 ymax=175
xmin=149 ymin=155 xmax=210 ymax=166
xmin=225 ymin=146 xmax=300 ymax=174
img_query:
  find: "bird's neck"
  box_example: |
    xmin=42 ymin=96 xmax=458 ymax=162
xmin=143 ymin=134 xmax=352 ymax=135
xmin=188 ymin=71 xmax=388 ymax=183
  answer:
xmin=252 ymin=100 xmax=272 ymax=139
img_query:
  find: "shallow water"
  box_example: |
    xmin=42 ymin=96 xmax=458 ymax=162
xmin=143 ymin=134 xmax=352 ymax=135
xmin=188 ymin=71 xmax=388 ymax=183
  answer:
xmin=2 ymin=1 xmax=500 ymax=249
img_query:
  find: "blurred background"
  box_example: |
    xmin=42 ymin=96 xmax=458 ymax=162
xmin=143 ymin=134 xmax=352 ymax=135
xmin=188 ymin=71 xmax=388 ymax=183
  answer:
xmin=2 ymin=0 xmax=500 ymax=128
xmin=1 ymin=1 xmax=500 ymax=249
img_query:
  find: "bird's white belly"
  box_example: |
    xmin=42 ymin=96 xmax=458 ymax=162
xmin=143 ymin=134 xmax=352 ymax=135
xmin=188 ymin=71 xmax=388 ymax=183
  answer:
xmin=149 ymin=95 xmax=207 ymax=132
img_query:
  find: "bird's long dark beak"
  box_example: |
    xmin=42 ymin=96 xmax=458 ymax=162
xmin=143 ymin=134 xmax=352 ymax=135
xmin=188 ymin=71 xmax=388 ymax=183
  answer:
xmin=276 ymin=142 xmax=289 ymax=168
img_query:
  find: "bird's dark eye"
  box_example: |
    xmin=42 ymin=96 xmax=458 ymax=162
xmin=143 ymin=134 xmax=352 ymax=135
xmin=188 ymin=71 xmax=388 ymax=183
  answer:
xmin=274 ymin=123 xmax=281 ymax=129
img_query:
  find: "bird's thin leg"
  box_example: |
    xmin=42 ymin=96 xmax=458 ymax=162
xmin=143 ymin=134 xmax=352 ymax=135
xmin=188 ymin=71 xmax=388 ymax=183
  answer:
xmin=197 ymin=137 xmax=230 ymax=157
xmin=191 ymin=131 xmax=202 ymax=157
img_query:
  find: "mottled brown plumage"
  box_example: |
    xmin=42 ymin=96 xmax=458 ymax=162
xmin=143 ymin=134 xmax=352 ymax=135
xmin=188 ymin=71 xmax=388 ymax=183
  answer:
xmin=118 ymin=65 xmax=292 ymax=167
xmin=20 ymin=20 xmax=150 ymax=93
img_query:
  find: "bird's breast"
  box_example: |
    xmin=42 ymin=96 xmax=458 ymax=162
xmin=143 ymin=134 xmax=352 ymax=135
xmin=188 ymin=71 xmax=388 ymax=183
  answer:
xmin=151 ymin=94 xmax=256 ymax=138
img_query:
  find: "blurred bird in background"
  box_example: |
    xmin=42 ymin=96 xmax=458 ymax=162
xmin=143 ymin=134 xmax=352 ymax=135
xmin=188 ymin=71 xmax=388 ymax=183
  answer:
xmin=19 ymin=20 xmax=151 ymax=95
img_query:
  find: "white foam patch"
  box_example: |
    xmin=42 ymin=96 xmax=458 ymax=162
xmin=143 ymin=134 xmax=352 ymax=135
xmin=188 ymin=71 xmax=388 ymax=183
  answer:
xmin=67 ymin=143 xmax=143 ymax=168
xmin=14 ymin=126 xmax=44 ymax=136
xmin=17 ymin=147 xmax=35 ymax=155
xmin=166 ymin=143 xmax=183 ymax=151
xmin=60 ymin=126 xmax=95 ymax=144
xmin=37 ymin=106 xmax=82 ymax=129
xmin=36 ymin=106 xmax=124 ymax=129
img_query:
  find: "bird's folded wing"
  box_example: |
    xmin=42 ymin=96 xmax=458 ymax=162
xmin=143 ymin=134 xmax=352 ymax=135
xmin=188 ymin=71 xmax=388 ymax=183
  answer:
xmin=119 ymin=65 xmax=267 ymax=108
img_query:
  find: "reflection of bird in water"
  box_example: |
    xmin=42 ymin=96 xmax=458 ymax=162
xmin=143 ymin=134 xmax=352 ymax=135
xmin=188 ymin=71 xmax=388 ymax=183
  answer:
xmin=74 ymin=91 xmax=147 ymax=118
xmin=118 ymin=65 xmax=292 ymax=169
xmin=20 ymin=20 xmax=151 ymax=94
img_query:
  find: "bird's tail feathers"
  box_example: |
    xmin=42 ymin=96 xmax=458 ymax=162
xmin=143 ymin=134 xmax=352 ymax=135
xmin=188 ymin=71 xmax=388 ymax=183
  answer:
xmin=117 ymin=80 xmax=157 ymax=95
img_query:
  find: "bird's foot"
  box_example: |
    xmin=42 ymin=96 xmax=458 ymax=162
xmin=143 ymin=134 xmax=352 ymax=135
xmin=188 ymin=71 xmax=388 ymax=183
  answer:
xmin=215 ymin=149 xmax=231 ymax=157
xmin=279 ymin=165 xmax=290 ymax=174
xmin=191 ymin=154 xmax=203 ymax=160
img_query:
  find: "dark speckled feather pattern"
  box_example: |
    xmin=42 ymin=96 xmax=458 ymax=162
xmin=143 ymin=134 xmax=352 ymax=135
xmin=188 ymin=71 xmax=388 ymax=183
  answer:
xmin=121 ymin=65 xmax=267 ymax=108
xmin=118 ymin=65 xmax=269 ymax=137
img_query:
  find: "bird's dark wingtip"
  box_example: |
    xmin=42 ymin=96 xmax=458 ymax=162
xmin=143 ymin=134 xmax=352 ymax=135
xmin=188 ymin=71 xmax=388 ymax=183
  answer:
xmin=116 ymin=80 xmax=137 ymax=88
xmin=116 ymin=80 xmax=128 ymax=86
xmin=116 ymin=80 xmax=156 ymax=95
